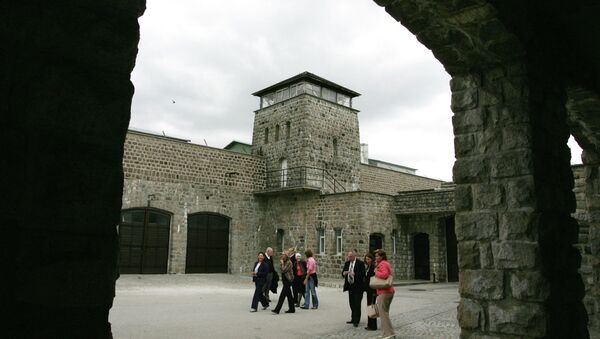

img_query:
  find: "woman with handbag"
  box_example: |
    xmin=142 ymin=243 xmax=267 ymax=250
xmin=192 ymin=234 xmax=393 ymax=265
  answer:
xmin=364 ymin=253 xmax=377 ymax=331
xmin=374 ymin=249 xmax=395 ymax=339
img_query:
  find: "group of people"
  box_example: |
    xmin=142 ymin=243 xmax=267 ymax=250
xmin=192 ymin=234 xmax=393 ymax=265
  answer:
xmin=342 ymin=249 xmax=395 ymax=339
xmin=250 ymin=247 xmax=395 ymax=339
xmin=250 ymin=247 xmax=318 ymax=314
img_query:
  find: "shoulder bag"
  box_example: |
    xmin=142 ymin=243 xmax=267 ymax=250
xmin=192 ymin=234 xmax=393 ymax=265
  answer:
xmin=369 ymin=275 xmax=393 ymax=289
xmin=367 ymin=304 xmax=379 ymax=318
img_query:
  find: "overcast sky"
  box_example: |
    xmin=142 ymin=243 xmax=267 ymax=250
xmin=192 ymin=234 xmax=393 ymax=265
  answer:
xmin=130 ymin=1 xmax=582 ymax=182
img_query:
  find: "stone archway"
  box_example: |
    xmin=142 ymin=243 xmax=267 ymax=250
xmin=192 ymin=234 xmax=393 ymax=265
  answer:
xmin=371 ymin=1 xmax=596 ymax=337
xmin=6 ymin=1 xmax=600 ymax=337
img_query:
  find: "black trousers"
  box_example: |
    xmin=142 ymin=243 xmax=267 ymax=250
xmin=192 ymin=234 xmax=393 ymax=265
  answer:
xmin=366 ymin=289 xmax=377 ymax=329
xmin=293 ymin=276 xmax=304 ymax=305
xmin=348 ymin=289 xmax=364 ymax=324
xmin=274 ymin=279 xmax=295 ymax=313
xmin=251 ymin=279 xmax=269 ymax=310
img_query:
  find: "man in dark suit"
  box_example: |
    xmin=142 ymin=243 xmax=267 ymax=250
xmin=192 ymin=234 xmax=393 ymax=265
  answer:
xmin=342 ymin=250 xmax=365 ymax=327
xmin=263 ymin=247 xmax=275 ymax=302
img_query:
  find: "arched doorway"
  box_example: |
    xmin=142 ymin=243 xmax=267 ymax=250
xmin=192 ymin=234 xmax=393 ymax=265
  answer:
xmin=186 ymin=213 xmax=230 ymax=273
xmin=413 ymin=233 xmax=430 ymax=280
xmin=119 ymin=208 xmax=171 ymax=274
xmin=369 ymin=233 xmax=383 ymax=253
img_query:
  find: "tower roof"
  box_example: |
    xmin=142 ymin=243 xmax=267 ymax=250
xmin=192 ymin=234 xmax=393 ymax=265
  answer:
xmin=252 ymin=71 xmax=361 ymax=98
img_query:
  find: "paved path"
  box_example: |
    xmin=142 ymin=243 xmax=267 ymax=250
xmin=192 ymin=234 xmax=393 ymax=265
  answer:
xmin=110 ymin=274 xmax=459 ymax=339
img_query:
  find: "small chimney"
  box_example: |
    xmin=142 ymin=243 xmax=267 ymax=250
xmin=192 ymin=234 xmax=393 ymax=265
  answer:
xmin=360 ymin=143 xmax=369 ymax=164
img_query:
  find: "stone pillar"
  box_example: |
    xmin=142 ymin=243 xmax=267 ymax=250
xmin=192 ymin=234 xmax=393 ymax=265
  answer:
xmin=452 ymin=64 xmax=588 ymax=338
xmin=581 ymin=150 xmax=600 ymax=334
xmin=2 ymin=2 xmax=144 ymax=337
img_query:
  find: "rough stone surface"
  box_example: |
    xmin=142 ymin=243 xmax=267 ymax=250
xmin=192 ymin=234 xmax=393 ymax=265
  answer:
xmin=3 ymin=1 xmax=145 ymax=337
xmin=458 ymin=298 xmax=483 ymax=329
xmin=459 ymin=270 xmax=504 ymax=300
xmin=488 ymin=301 xmax=546 ymax=337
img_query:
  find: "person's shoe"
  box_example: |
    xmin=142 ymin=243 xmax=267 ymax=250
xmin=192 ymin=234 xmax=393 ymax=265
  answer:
xmin=262 ymin=304 xmax=269 ymax=310
xmin=300 ymin=306 xmax=308 ymax=309
xmin=271 ymin=310 xmax=279 ymax=314
xmin=346 ymin=321 xmax=353 ymax=324
xmin=250 ymin=308 xmax=257 ymax=312
xmin=311 ymin=306 xmax=318 ymax=309
xmin=353 ymin=323 xmax=358 ymax=327
xmin=285 ymin=310 xmax=295 ymax=313
xmin=365 ymin=327 xmax=377 ymax=331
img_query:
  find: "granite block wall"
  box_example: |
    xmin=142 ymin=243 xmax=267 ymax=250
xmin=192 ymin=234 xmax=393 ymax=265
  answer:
xmin=122 ymin=131 xmax=266 ymax=274
xmin=360 ymin=164 xmax=443 ymax=195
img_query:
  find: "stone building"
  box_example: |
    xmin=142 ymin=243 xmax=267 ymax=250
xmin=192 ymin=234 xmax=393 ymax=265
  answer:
xmin=8 ymin=1 xmax=599 ymax=337
xmin=119 ymin=72 xmax=453 ymax=281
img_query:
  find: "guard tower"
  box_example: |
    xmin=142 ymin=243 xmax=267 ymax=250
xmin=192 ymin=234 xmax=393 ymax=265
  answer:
xmin=251 ymin=72 xmax=361 ymax=193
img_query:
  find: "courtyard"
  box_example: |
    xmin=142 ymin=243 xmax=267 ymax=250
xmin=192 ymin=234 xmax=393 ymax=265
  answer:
xmin=109 ymin=274 xmax=459 ymax=339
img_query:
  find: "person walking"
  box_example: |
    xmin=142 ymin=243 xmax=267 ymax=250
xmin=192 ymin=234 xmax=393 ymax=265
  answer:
xmin=374 ymin=249 xmax=395 ymax=338
xmin=363 ymin=252 xmax=377 ymax=331
xmin=272 ymin=252 xmax=295 ymax=314
xmin=300 ymin=249 xmax=319 ymax=309
xmin=250 ymin=252 xmax=270 ymax=312
xmin=292 ymin=252 xmax=306 ymax=307
xmin=263 ymin=247 xmax=275 ymax=302
xmin=342 ymin=250 xmax=365 ymax=327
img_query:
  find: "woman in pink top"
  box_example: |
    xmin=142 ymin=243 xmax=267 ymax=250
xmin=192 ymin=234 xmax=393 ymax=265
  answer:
xmin=374 ymin=249 xmax=395 ymax=339
xmin=300 ymin=249 xmax=319 ymax=309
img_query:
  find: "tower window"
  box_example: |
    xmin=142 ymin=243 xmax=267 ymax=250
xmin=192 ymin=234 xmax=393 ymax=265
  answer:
xmin=322 ymin=87 xmax=336 ymax=102
xmin=333 ymin=138 xmax=338 ymax=157
xmin=286 ymin=121 xmax=291 ymax=139
xmin=264 ymin=127 xmax=269 ymax=144
xmin=275 ymin=124 xmax=280 ymax=141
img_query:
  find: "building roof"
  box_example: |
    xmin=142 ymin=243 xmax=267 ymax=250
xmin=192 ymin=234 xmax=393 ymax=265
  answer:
xmin=252 ymin=71 xmax=361 ymax=98
xmin=224 ymin=140 xmax=253 ymax=154
xmin=367 ymin=158 xmax=417 ymax=174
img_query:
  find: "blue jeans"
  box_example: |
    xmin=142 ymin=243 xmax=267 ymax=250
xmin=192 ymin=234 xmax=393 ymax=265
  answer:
xmin=303 ymin=275 xmax=318 ymax=308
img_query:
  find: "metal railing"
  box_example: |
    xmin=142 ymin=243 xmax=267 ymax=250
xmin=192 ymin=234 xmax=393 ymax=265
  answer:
xmin=264 ymin=166 xmax=345 ymax=193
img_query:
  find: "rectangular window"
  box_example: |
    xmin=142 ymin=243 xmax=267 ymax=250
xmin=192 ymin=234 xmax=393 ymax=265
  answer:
xmin=391 ymin=229 xmax=398 ymax=255
xmin=335 ymin=229 xmax=342 ymax=255
xmin=277 ymin=229 xmax=285 ymax=253
xmin=275 ymin=89 xmax=283 ymax=102
xmin=336 ymin=93 xmax=350 ymax=107
xmin=322 ymin=87 xmax=336 ymax=102
xmin=318 ymin=229 xmax=325 ymax=254
xmin=262 ymin=93 xmax=274 ymax=108
xmin=305 ymin=83 xmax=321 ymax=97
xmin=281 ymin=88 xmax=290 ymax=101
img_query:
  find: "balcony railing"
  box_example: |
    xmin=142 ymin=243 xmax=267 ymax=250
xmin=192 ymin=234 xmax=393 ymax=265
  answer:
xmin=262 ymin=166 xmax=345 ymax=194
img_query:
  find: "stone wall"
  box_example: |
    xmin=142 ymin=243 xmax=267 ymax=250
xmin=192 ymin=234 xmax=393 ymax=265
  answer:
xmin=395 ymin=188 xmax=454 ymax=214
xmin=4 ymin=2 xmax=146 ymax=336
xmin=573 ymin=163 xmax=600 ymax=333
xmin=122 ymin=131 xmax=266 ymax=274
xmin=360 ymin=164 xmax=442 ymax=194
